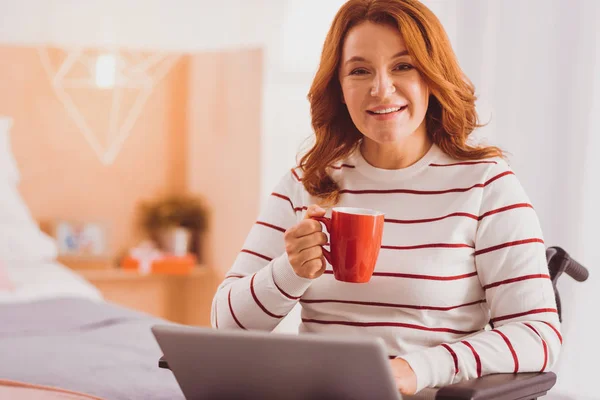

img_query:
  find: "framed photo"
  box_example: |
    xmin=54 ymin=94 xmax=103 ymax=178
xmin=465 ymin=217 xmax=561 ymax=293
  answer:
xmin=54 ymin=221 xmax=108 ymax=257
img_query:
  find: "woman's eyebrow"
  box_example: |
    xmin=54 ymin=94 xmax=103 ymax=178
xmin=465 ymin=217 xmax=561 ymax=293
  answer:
xmin=343 ymin=50 xmax=410 ymax=66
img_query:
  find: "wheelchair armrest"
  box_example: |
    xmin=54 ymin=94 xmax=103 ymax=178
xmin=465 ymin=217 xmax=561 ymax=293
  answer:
xmin=435 ymin=372 xmax=556 ymax=400
xmin=158 ymin=355 xmax=170 ymax=369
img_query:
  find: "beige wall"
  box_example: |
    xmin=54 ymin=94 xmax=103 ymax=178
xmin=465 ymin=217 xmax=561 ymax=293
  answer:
xmin=187 ymin=49 xmax=263 ymax=277
xmin=0 ymin=46 xmax=262 ymax=272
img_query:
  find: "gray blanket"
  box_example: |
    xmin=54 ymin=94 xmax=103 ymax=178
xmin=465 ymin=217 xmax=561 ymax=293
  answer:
xmin=0 ymin=297 xmax=185 ymax=400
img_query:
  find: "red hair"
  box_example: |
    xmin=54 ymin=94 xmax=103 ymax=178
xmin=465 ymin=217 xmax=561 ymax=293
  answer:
xmin=300 ymin=0 xmax=502 ymax=205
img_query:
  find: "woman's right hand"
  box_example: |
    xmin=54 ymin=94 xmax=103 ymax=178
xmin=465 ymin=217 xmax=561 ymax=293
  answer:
xmin=284 ymin=205 xmax=329 ymax=279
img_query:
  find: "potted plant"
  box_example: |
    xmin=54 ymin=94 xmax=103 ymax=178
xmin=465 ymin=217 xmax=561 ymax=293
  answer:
xmin=138 ymin=194 xmax=209 ymax=257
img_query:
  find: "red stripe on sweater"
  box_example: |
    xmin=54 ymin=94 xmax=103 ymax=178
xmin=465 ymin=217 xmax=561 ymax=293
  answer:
xmin=271 ymin=192 xmax=295 ymax=210
xmin=256 ymin=221 xmax=286 ymax=233
xmin=483 ymin=274 xmax=551 ymax=290
xmin=492 ymin=330 xmax=519 ymax=373
xmin=382 ymin=243 xmax=474 ymax=250
xmin=271 ymin=193 xmax=308 ymax=213
xmin=300 ymin=298 xmax=485 ymax=312
xmin=524 ymin=323 xmax=548 ymax=372
xmin=324 ymin=270 xmax=478 ymax=281
xmin=430 ymin=160 xmax=498 ymax=167
xmin=228 ymin=288 xmax=246 ymax=330
xmin=269 ymin=194 xmax=305 ymax=214
xmin=339 ymin=171 xmax=513 ymax=195
xmin=301 ymin=318 xmax=478 ymax=335
xmin=225 ymin=274 xmax=244 ymax=279
xmin=330 ymin=163 xmax=356 ymax=170
xmin=541 ymin=321 xmax=563 ymax=344
xmin=491 ymin=308 xmax=558 ymax=324
xmin=441 ymin=344 xmax=460 ymax=375
xmin=241 ymin=249 xmax=273 ymax=262
xmin=384 ymin=204 xmax=529 ymax=224
xmin=462 ymin=341 xmax=482 ymax=377
xmin=272 ymin=277 xmax=301 ymax=300
xmin=340 ymin=186 xmax=480 ymax=195
xmin=385 ymin=212 xmax=478 ymax=224
xmin=479 ymin=203 xmax=534 ymax=220
xmin=474 ymin=238 xmax=545 ymax=256
xmin=250 ymin=274 xmax=285 ymax=319
xmin=291 ymin=168 xmax=302 ymax=182
xmin=485 ymin=171 xmax=514 ymax=185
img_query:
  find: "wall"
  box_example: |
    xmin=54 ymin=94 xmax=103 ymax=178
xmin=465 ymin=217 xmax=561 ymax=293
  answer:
xmin=0 ymin=0 xmax=269 ymax=52
xmin=0 ymin=0 xmax=350 ymax=206
xmin=0 ymin=45 xmax=187 ymax=257
xmin=0 ymin=45 xmax=263 ymax=274
xmin=187 ymin=49 xmax=263 ymax=277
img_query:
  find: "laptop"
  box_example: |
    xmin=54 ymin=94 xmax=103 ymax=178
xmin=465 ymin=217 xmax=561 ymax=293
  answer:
xmin=152 ymin=324 xmax=402 ymax=400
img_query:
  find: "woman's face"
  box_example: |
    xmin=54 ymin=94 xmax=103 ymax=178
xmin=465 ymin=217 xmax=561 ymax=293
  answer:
xmin=339 ymin=22 xmax=429 ymax=145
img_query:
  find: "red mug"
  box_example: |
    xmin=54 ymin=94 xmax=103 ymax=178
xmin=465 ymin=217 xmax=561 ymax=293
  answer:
xmin=312 ymin=207 xmax=384 ymax=283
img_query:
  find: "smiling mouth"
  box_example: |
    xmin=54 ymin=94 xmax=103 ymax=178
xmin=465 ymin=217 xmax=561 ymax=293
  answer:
xmin=367 ymin=105 xmax=408 ymax=115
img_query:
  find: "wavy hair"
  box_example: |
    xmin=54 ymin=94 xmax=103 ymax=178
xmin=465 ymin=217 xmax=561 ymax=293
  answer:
xmin=300 ymin=0 xmax=503 ymax=205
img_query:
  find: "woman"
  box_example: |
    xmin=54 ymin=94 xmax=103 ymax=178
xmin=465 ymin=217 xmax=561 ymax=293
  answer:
xmin=211 ymin=0 xmax=561 ymax=395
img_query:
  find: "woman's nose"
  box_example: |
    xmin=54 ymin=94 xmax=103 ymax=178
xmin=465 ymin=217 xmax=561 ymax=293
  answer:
xmin=370 ymin=73 xmax=396 ymax=98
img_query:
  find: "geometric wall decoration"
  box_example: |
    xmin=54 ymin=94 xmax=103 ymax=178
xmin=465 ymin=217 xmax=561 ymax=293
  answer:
xmin=38 ymin=48 xmax=180 ymax=165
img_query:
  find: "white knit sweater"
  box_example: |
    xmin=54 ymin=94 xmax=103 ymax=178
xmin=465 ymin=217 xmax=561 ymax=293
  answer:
xmin=211 ymin=144 xmax=561 ymax=392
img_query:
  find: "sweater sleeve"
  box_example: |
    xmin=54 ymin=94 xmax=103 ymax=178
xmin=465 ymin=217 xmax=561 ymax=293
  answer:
xmin=402 ymin=160 xmax=562 ymax=392
xmin=211 ymin=169 xmax=314 ymax=331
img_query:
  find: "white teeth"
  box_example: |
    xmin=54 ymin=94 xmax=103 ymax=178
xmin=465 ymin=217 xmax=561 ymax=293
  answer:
xmin=372 ymin=107 xmax=402 ymax=114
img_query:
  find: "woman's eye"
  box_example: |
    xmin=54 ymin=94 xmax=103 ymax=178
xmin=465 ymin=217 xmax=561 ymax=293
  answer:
xmin=349 ymin=68 xmax=369 ymax=76
xmin=394 ymin=64 xmax=414 ymax=72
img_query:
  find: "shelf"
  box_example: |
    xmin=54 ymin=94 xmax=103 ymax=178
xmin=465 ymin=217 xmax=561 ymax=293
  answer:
xmin=79 ymin=266 xmax=220 ymax=327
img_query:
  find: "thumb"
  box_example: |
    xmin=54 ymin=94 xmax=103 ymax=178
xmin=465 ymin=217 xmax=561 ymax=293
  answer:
xmin=305 ymin=204 xmax=327 ymax=219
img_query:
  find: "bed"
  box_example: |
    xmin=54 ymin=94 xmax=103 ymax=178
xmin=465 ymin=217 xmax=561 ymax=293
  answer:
xmin=0 ymin=262 xmax=186 ymax=399
xmin=0 ymin=116 xmax=184 ymax=399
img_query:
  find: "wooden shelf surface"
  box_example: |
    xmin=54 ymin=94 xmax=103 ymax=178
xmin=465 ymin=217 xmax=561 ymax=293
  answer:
xmin=78 ymin=266 xmax=221 ymax=327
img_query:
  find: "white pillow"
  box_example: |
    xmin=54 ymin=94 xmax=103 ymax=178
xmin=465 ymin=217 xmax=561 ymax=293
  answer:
xmin=0 ymin=260 xmax=103 ymax=303
xmin=0 ymin=116 xmax=58 ymax=262
xmin=0 ymin=226 xmax=58 ymax=262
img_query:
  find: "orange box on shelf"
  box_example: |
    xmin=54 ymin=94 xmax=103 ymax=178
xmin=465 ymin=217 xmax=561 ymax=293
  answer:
xmin=120 ymin=254 xmax=196 ymax=275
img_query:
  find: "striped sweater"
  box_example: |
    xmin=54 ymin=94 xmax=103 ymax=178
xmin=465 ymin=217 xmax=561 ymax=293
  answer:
xmin=211 ymin=143 xmax=561 ymax=392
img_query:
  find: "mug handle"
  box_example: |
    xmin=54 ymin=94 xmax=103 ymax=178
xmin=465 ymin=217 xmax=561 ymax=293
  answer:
xmin=311 ymin=216 xmax=332 ymax=265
